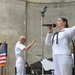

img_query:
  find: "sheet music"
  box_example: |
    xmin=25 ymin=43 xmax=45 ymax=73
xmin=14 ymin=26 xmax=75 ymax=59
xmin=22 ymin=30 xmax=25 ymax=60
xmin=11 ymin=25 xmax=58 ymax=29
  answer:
xmin=41 ymin=59 xmax=54 ymax=71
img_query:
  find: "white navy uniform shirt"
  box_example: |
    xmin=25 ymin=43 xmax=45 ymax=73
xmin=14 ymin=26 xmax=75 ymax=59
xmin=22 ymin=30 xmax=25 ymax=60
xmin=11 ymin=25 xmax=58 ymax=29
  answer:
xmin=15 ymin=42 xmax=26 ymax=75
xmin=15 ymin=41 xmax=25 ymax=59
xmin=45 ymin=26 xmax=75 ymax=55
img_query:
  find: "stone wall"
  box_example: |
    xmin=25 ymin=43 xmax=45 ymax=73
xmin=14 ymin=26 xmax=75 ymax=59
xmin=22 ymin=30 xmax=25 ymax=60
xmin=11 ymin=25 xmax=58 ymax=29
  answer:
xmin=0 ymin=0 xmax=26 ymax=75
xmin=0 ymin=0 xmax=75 ymax=75
xmin=26 ymin=2 xmax=75 ymax=64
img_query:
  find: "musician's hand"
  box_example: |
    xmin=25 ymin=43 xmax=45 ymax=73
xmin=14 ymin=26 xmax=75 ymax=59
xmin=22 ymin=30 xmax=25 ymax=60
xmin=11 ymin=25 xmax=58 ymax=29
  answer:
xmin=48 ymin=26 xmax=53 ymax=32
xmin=32 ymin=40 xmax=36 ymax=44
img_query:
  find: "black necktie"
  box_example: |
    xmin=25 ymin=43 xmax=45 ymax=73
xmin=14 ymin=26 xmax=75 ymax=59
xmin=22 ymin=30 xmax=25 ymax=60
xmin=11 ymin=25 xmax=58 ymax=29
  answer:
xmin=52 ymin=31 xmax=60 ymax=45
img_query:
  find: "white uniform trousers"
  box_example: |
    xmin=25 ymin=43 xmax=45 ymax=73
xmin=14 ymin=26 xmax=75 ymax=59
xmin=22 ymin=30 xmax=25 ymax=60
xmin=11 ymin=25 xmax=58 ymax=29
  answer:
xmin=16 ymin=58 xmax=26 ymax=75
xmin=53 ymin=54 xmax=73 ymax=75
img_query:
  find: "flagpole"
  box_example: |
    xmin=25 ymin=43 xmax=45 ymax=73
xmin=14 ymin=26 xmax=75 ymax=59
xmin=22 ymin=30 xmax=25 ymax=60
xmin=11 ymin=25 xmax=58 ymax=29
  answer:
xmin=4 ymin=35 xmax=6 ymax=43
xmin=4 ymin=35 xmax=7 ymax=75
xmin=1 ymin=66 xmax=3 ymax=75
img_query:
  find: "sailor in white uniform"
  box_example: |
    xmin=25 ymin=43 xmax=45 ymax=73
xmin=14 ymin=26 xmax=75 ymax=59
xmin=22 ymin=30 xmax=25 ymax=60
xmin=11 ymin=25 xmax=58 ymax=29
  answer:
xmin=15 ymin=36 xmax=35 ymax=75
xmin=45 ymin=17 xmax=75 ymax=75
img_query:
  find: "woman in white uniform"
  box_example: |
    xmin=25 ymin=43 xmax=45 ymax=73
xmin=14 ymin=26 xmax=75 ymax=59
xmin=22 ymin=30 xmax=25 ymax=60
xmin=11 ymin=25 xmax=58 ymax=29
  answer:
xmin=45 ymin=17 xmax=75 ymax=75
xmin=15 ymin=36 xmax=35 ymax=75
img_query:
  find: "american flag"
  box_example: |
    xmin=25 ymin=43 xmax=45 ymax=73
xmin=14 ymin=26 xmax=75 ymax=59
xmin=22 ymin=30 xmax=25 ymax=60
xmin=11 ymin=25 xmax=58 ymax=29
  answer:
xmin=0 ymin=42 xmax=7 ymax=66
